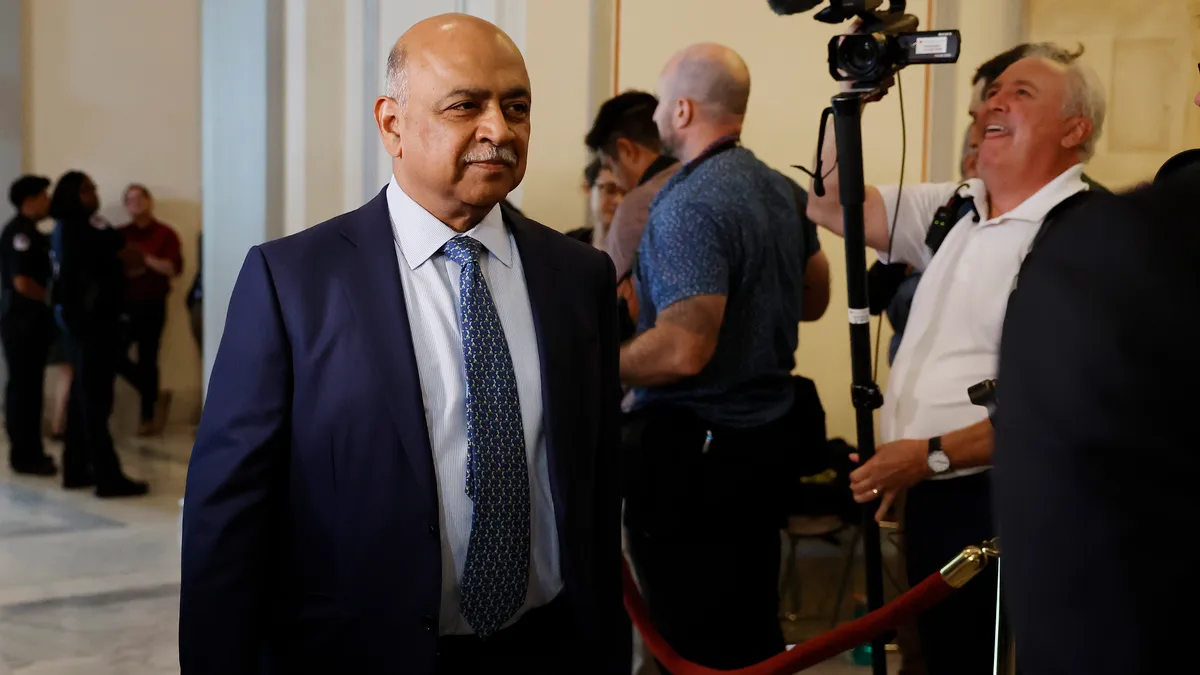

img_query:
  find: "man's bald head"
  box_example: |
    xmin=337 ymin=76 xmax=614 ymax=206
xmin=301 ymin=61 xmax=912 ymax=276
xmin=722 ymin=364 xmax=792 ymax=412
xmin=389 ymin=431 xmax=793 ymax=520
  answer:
xmin=658 ymin=43 xmax=751 ymax=120
xmin=653 ymin=43 xmax=751 ymax=163
xmin=374 ymin=13 xmax=531 ymax=230
xmin=386 ymin=14 xmax=524 ymax=109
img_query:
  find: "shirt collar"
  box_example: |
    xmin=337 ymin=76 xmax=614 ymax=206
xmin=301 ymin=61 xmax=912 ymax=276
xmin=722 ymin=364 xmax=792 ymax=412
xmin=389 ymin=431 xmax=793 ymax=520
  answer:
xmin=638 ymin=155 xmax=679 ymax=186
xmin=386 ymin=177 xmax=512 ymax=270
xmin=974 ymin=163 xmax=1088 ymax=225
xmin=681 ymin=133 xmax=741 ymax=173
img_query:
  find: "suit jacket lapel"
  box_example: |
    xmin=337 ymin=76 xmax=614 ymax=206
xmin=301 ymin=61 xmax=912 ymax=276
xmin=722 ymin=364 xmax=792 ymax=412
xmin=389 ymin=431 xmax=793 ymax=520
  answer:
xmin=338 ymin=189 xmax=438 ymax=510
xmin=505 ymin=205 xmax=575 ymax=528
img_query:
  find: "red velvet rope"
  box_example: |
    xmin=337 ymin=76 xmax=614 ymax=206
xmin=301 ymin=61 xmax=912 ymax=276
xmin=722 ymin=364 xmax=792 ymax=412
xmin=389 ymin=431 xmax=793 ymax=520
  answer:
xmin=623 ymin=558 xmax=957 ymax=675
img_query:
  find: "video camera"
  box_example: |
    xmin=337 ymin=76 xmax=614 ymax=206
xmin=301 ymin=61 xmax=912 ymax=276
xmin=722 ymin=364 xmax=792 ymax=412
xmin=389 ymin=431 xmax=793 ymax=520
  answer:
xmin=768 ymin=0 xmax=961 ymax=90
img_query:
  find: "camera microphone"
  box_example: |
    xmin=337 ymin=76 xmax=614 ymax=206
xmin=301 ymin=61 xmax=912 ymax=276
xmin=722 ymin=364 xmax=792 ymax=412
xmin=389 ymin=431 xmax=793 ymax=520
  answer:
xmin=766 ymin=0 xmax=826 ymax=16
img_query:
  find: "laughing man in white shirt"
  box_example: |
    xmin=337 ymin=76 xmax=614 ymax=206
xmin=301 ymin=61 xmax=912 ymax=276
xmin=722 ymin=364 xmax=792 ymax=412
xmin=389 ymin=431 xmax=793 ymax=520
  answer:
xmin=806 ymin=48 xmax=1106 ymax=675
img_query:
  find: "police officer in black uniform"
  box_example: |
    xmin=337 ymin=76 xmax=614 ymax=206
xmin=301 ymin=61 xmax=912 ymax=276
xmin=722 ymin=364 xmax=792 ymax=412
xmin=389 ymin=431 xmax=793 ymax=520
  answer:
xmin=1 ymin=175 xmax=57 ymax=476
xmin=49 ymin=171 xmax=148 ymax=497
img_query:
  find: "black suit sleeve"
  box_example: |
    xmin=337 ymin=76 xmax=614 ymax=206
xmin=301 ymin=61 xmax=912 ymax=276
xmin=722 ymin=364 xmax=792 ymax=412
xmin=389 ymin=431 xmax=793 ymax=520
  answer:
xmin=180 ymin=247 xmax=292 ymax=674
xmin=995 ymin=181 xmax=1200 ymax=675
xmin=593 ymin=251 xmax=630 ymax=674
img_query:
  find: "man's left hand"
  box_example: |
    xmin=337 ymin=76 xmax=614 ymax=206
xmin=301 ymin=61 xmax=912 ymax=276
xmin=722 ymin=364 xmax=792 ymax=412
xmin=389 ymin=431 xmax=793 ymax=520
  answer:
xmin=849 ymin=439 xmax=932 ymax=521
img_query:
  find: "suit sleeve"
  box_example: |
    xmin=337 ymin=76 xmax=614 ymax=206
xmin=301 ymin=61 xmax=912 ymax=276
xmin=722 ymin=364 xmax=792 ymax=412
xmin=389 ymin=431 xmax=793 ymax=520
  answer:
xmin=180 ymin=246 xmax=291 ymax=674
xmin=593 ymin=251 xmax=630 ymax=674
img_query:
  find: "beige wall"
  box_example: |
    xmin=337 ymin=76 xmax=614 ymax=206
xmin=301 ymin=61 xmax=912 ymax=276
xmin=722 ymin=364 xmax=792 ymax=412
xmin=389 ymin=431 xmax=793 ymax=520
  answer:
xmin=24 ymin=0 xmax=202 ymax=427
xmin=305 ymin=0 xmax=347 ymax=226
xmin=1024 ymin=0 xmax=1200 ymax=187
xmin=617 ymin=0 xmax=932 ymax=443
xmin=521 ymin=1 xmax=594 ymax=231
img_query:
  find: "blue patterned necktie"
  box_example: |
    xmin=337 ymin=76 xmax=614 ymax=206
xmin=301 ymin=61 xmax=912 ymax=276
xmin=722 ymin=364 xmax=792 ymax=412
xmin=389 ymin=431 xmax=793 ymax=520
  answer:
xmin=441 ymin=235 xmax=531 ymax=639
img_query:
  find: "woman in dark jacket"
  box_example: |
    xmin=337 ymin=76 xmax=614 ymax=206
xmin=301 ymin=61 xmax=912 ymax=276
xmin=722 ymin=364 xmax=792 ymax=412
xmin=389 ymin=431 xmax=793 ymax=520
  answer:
xmin=50 ymin=171 xmax=148 ymax=497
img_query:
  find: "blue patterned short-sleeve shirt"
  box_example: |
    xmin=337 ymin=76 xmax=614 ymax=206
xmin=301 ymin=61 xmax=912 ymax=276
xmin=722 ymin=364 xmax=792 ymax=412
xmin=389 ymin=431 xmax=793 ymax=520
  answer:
xmin=633 ymin=145 xmax=820 ymax=428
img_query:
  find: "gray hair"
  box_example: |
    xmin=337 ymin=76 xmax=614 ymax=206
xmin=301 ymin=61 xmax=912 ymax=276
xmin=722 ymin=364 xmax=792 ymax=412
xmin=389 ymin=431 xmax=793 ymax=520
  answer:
xmin=386 ymin=45 xmax=408 ymax=108
xmin=1023 ymin=43 xmax=1107 ymax=162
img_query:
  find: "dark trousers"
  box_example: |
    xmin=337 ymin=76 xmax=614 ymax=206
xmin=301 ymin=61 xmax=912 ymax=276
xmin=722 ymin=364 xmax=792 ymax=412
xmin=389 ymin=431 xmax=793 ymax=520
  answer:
xmin=116 ymin=299 xmax=166 ymax=422
xmin=623 ymin=405 xmax=792 ymax=672
xmin=188 ymin=299 xmax=202 ymax=349
xmin=1 ymin=309 xmax=51 ymax=467
xmin=63 ymin=327 xmax=127 ymax=486
xmin=904 ymin=471 xmax=997 ymax=675
xmin=434 ymin=596 xmax=570 ymax=675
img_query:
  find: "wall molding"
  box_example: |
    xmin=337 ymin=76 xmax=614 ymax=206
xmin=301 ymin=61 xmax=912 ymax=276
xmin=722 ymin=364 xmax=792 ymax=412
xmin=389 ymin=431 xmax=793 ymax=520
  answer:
xmin=200 ymin=0 xmax=286 ymax=392
xmin=0 ymin=0 xmax=20 ymax=389
xmin=284 ymin=0 xmax=307 ymax=234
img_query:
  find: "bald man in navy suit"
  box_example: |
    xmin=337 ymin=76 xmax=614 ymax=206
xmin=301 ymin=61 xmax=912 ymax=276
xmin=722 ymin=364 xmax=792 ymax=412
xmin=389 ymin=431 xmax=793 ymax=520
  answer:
xmin=180 ymin=15 xmax=626 ymax=675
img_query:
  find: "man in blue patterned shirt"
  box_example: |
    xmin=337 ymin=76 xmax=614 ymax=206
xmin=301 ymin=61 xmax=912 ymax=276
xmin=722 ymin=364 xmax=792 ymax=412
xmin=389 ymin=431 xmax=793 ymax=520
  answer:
xmin=619 ymin=43 xmax=828 ymax=670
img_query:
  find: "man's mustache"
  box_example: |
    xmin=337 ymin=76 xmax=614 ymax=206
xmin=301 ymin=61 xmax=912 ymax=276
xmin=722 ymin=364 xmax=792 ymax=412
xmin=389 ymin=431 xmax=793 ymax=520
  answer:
xmin=461 ymin=145 xmax=518 ymax=166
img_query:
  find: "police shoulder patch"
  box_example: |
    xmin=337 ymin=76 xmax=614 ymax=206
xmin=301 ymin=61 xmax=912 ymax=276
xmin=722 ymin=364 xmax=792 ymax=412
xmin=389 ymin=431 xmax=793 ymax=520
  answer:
xmin=12 ymin=233 xmax=30 ymax=252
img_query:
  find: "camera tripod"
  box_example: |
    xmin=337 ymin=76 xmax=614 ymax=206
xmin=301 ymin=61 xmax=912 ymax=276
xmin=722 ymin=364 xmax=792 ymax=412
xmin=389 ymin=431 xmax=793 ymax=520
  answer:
xmin=828 ymin=88 xmax=890 ymax=675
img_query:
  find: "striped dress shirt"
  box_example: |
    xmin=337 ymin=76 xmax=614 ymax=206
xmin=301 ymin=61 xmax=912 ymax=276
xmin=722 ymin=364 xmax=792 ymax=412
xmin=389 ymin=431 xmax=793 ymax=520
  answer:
xmin=385 ymin=178 xmax=561 ymax=636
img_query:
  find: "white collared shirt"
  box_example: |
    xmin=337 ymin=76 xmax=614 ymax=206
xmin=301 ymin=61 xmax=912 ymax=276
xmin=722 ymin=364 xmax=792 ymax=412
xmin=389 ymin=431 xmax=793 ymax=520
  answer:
xmin=385 ymin=178 xmax=561 ymax=635
xmin=877 ymin=164 xmax=1088 ymax=480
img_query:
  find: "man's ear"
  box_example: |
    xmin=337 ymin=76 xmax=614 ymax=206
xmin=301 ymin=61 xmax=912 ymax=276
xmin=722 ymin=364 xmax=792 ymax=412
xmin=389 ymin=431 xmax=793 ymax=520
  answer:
xmin=615 ymin=137 xmax=638 ymax=165
xmin=375 ymin=96 xmax=403 ymax=159
xmin=676 ymin=98 xmax=695 ymax=130
xmin=1062 ymin=116 xmax=1093 ymax=155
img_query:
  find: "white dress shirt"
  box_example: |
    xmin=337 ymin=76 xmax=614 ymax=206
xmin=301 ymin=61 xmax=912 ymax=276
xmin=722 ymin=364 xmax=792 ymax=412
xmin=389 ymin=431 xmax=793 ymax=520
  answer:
xmin=385 ymin=178 xmax=561 ymax=635
xmin=877 ymin=164 xmax=1088 ymax=480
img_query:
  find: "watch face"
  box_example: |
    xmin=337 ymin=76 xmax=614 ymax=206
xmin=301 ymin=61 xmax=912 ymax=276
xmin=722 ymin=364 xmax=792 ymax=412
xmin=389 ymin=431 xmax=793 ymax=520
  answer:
xmin=928 ymin=451 xmax=951 ymax=473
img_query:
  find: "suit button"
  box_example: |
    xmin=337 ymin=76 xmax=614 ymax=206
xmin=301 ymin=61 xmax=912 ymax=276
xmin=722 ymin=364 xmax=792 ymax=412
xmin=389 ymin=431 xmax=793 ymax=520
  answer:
xmin=422 ymin=615 xmax=436 ymax=631
xmin=428 ymin=524 xmax=437 ymax=537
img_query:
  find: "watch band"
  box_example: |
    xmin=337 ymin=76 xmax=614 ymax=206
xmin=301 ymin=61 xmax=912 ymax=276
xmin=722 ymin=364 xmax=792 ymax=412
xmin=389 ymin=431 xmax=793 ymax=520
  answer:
xmin=928 ymin=436 xmax=942 ymax=455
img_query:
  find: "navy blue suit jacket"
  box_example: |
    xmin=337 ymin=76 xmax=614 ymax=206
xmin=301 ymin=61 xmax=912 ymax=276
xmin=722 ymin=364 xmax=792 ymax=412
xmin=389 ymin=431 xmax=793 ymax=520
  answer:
xmin=180 ymin=189 xmax=626 ymax=674
xmin=995 ymin=168 xmax=1200 ymax=674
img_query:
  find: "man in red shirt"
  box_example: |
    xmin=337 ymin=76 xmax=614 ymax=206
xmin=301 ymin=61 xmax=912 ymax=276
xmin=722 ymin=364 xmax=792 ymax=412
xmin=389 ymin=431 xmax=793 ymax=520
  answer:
xmin=117 ymin=184 xmax=182 ymax=435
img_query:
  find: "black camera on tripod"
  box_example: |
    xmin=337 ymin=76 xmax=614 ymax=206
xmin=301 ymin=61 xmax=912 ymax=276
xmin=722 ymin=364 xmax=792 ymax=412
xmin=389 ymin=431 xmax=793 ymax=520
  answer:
xmin=823 ymin=1 xmax=960 ymax=88
xmin=769 ymin=0 xmax=961 ymax=90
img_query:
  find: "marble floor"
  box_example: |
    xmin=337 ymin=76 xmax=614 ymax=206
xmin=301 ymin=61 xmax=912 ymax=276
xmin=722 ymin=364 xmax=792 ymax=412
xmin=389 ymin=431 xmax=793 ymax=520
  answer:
xmin=0 ymin=431 xmax=187 ymax=675
xmin=0 ymin=430 xmax=899 ymax=674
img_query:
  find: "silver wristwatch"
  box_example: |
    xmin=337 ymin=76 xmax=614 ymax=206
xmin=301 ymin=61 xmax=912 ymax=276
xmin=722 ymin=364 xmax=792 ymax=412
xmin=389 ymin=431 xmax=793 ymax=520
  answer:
xmin=927 ymin=436 xmax=951 ymax=474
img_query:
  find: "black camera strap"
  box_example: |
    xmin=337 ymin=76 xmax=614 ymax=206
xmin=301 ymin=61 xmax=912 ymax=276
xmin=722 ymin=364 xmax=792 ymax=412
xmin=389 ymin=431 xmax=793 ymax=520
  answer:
xmin=925 ymin=184 xmax=1093 ymax=262
xmin=924 ymin=184 xmax=977 ymax=256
